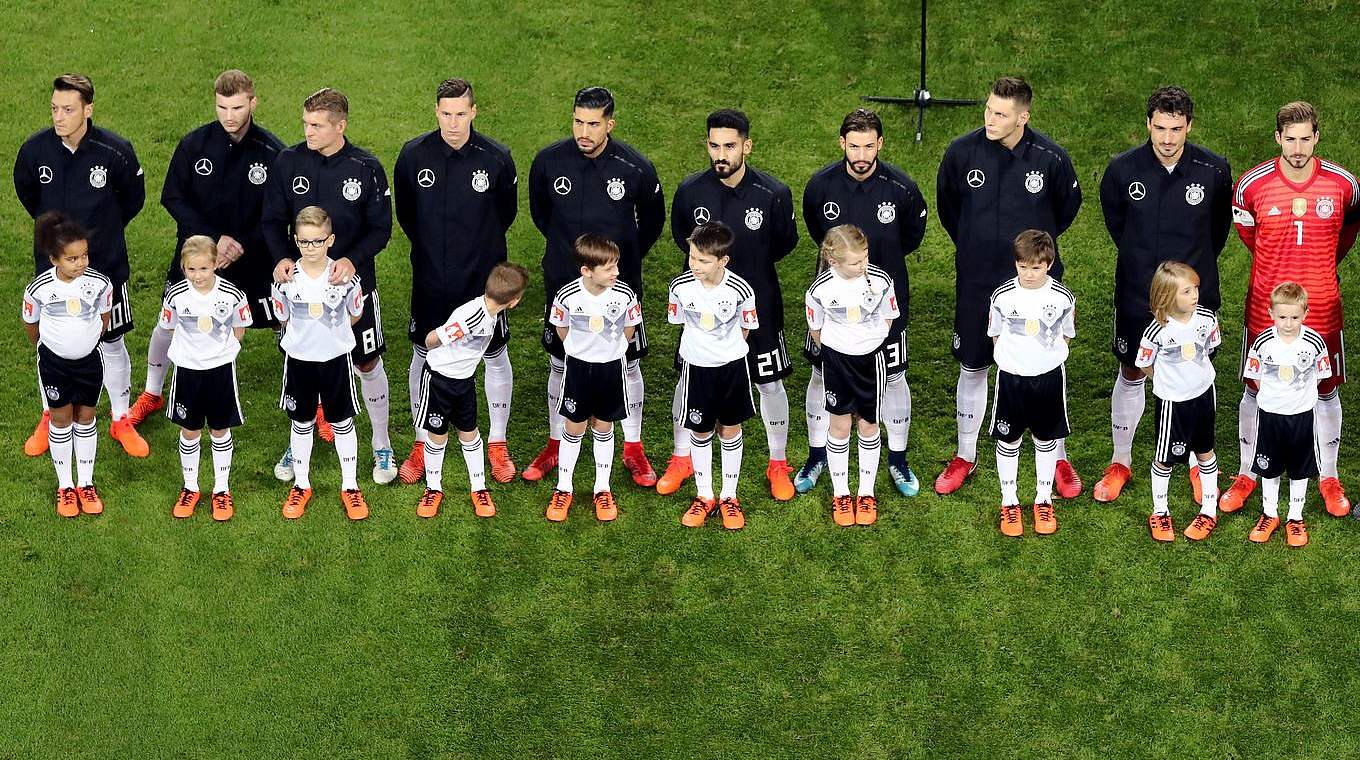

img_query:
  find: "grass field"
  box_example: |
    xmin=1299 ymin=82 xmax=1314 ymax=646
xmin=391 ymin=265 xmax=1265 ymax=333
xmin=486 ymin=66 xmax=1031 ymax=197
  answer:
xmin=3 ymin=1 xmax=1360 ymax=757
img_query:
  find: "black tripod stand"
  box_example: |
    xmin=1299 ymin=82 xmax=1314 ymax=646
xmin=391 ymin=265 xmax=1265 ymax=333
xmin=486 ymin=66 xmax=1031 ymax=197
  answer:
xmin=861 ymin=0 xmax=981 ymax=143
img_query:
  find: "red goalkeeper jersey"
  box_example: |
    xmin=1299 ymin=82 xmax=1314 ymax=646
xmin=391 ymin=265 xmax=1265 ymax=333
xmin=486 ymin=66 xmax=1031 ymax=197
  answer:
xmin=1233 ymin=157 xmax=1360 ymax=333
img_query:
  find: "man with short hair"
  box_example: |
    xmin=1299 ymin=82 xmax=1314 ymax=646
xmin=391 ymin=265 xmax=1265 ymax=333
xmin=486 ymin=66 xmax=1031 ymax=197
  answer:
xmin=1225 ymin=101 xmax=1360 ymax=517
xmin=659 ymin=108 xmax=799 ymax=500
xmin=1093 ymin=86 xmax=1232 ymax=503
xmin=934 ymin=76 xmax=1082 ymax=497
xmin=260 ymin=87 xmax=397 ymax=484
xmin=393 ymin=77 xmax=518 ymax=486
xmin=127 ymin=69 xmax=287 ymax=430
xmin=523 ymin=86 xmax=666 ymax=486
xmin=799 ymin=107 xmax=928 ymax=497
xmin=15 ymin=73 xmax=147 ymax=458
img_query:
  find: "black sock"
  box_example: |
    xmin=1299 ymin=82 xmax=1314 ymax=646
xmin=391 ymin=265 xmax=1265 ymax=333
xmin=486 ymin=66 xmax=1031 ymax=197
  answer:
xmin=806 ymin=445 xmax=826 ymax=464
xmin=888 ymin=448 xmax=908 ymax=470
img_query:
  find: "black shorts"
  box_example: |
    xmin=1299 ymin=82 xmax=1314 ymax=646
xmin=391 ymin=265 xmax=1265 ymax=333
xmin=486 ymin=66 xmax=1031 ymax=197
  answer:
xmin=104 ymin=278 xmax=134 ymax=342
xmin=1152 ymin=386 xmax=1216 ymax=466
xmin=989 ymin=366 xmax=1070 ymax=443
xmin=416 ymin=368 xmax=478 ymax=435
xmin=821 ymin=346 xmax=886 ymax=423
xmin=541 ymin=298 xmax=648 ymax=362
xmin=952 ymin=295 xmax=993 ymax=370
xmin=678 ymin=358 xmax=756 ymax=431
xmin=165 ymin=256 xmax=278 ymax=330
xmin=167 ymin=363 xmax=244 ymax=430
xmin=36 ymin=344 xmax=102 ymax=409
xmin=1252 ymin=409 xmax=1319 ymax=480
xmin=280 ymin=353 xmax=359 ymax=424
xmin=351 ymin=286 xmax=386 ymax=366
xmin=560 ymin=355 xmax=628 ymax=423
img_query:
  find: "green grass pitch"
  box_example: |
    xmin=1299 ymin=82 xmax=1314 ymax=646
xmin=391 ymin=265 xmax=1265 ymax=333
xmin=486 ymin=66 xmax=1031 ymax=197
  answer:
xmin=2 ymin=1 xmax=1360 ymax=757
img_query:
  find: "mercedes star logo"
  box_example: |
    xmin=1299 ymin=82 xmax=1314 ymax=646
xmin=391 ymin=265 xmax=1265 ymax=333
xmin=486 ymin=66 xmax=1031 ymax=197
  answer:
xmin=822 ymin=201 xmax=840 ymax=220
xmin=693 ymin=207 xmax=711 ymax=224
xmin=553 ymin=176 xmax=572 ymax=195
xmin=37 ymin=165 xmax=53 ymax=184
xmin=1128 ymin=181 xmax=1147 ymax=201
xmin=416 ymin=168 xmax=435 ymax=188
xmin=966 ymin=169 xmax=986 ymax=188
xmin=194 ymin=158 xmax=213 ymax=176
xmin=292 ymin=176 xmax=310 ymax=195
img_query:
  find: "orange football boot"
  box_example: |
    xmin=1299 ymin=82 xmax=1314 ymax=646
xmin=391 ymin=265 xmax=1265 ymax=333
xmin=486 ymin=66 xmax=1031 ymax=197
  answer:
xmin=172 ymin=488 xmax=200 ymax=519
xmin=593 ymin=491 xmax=618 ymax=522
xmin=416 ymin=488 xmax=443 ymax=519
xmin=656 ymin=455 xmax=694 ymax=495
xmin=521 ymin=440 xmax=559 ymax=482
xmin=832 ymin=494 xmax=856 ymax=527
xmin=487 ymin=442 xmax=516 ymax=484
xmin=315 ymin=405 xmax=334 ymax=443
xmin=1285 ymin=519 xmax=1309 ymax=547
xmin=1093 ymin=463 xmax=1131 ymax=503
xmin=341 ymin=488 xmax=369 ymax=520
xmin=1054 ymin=459 xmax=1082 ymax=499
xmin=622 ymin=441 xmax=657 ymax=487
xmin=282 ymin=486 xmax=312 ymax=519
xmin=25 ymin=410 xmax=51 ymax=457
xmin=1033 ymin=502 xmax=1058 ymax=535
xmin=855 ymin=495 xmax=878 ymax=526
xmin=211 ymin=491 xmax=234 ymax=522
xmin=77 ymin=484 xmax=104 ymax=515
xmin=1000 ymin=504 xmax=1024 ymax=537
xmin=55 ymin=487 xmax=79 ymax=518
xmin=110 ymin=417 xmax=149 ymax=458
xmin=1184 ymin=513 xmax=1217 ymax=541
xmin=1320 ymin=477 xmax=1351 ymax=518
xmin=1189 ymin=465 xmax=1203 ymax=505
xmin=767 ymin=460 xmax=795 ymax=502
xmin=1218 ymin=474 xmax=1257 ymax=513
xmin=934 ymin=456 xmax=977 ymax=495
xmin=471 ymin=489 xmax=496 ymax=518
xmin=1148 ymin=512 xmax=1175 ymax=543
xmin=681 ymin=496 xmax=716 ymax=527
xmin=127 ymin=391 xmax=164 ymax=426
xmin=545 ymin=489 xmax=572 ymax=522
xmin=398 ymin=442 xmax=425 ymax=485
xmin=719 ymin=496 xmax=745 ymax=530
xmin=1248 ymin=514 xmax=1279 ymax=543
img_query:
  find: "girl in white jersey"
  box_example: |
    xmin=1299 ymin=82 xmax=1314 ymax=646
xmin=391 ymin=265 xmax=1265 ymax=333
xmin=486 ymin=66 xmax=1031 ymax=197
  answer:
xmin=161 ymin=236 xmax=252 ymax=521
xmin=22 ymin=211 xmax=112 ymax=518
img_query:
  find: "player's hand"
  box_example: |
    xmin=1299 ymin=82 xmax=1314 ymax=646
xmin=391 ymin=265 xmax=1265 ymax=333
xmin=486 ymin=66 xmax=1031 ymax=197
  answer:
xmin=328 ymin=257 xmax=356 ymax=284
xmin=216 ymin=235 xmax=245 ymax=269
xmin=273 ymin=258 xmax=296 ymax=283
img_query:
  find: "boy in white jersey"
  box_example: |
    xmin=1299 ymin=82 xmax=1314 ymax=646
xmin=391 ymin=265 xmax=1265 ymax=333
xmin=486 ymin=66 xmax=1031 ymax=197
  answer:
xmin=1135 ymin=261 xmax=1222 ymax=542
xmin=986 ymin=230 xmax=1075 ymax=537
xmin=670 ymin=221 xmax=759 ymax=530
xmin=545 ymin=234 xmax=643 ymax=523
xmin=805 ymin=224 xmax=899 ymax=527
xmin=270 ymin=206 xmax=368 ymax=520
xmin=416 ymin=262 xmax=529 ymax=519
xmin=161 ymin=236 xmax=252 ymax=521
xmin=23 ymin=211 xmax=112 ymax=518
xmin=1241 ymin=282 xmax=1330 ymax=547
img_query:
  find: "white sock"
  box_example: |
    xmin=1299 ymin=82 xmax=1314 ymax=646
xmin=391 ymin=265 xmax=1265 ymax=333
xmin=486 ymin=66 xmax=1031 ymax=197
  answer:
xmin=483 ymin=348 xmax=513 ymax=443
xmin=806 ymin=368 xmax=829 ymax=448
xmin=290 ymin=420 xmax=315 ymax=490
xmin=996 ymin=439 xmax=1020 ymax=505
xmin=828 ymin=433 xmax=851 ymax=497
xmin=1110 ymin=371 xmax=1146 ymax=468
xmin=857 ymin=431 xmax=881 ymax=497
xmin=547 ymin=358 xmax=565 ymax=440
xmin=1034 ymin=437 xmax=1058 ymax=503
xmin=462 ymin=435 xmax=486 ymax=492
xmin=1055 ymin=438 xmax=1069 ymax=461
xmin=720 ymin=431 xmax=743 ymax=499
xmin=49 ymin=423 xmax=74 ymax=489
xmin=756 ymin=380 xmax=788 ymax=461
xmin=99 ymin=337 xmax=132 ymax=419
xmin=1261 ymin=476 xmax=1280 ymax=518
xmin=1238 ymin=389 xmax=1259 ymax=478
xmin=357 ymin=360 xmax=391 ymax=451
xmin=671 ymin=382 xmax=689 ymax=457
xmin=179 ymin=432 xmax=201 ymax=491
xmin=556 ymin=430 xmax=583 ymax=492
xmin=144 ymin=325 xmax=172 ymax=396
xmin=691 ymin=432 xmax=714 ymax=500
xmin=593 ymin=426 xmax=615 ymax=493
xmin=333 ymin=418 xmax=359 ymax=490
xmin=73 ymin=421 xmax=97 ymax=487
xmin=1151 ymin=462 xmax=1171 ymax=515
xmin=1316 ymin=390 xmax=1342 ymax=479
xmin=883 ymin=372 xmax=911 ymax=453
xmin=955 ymin=366 xmax=988 ymax=462
xmin=1288 ymin=478 xmax=1308 ymax=521
xmin=211 ymin=431 xmax=233 ymax=493
xmin=622 ymin=359 xmax=644 ymax=443
xmin=425 ymin=438 xmax=446 ymax=492
xmin=409 ymin=348 xmax=429 ymax=445
xmin=1198 ymin=455 xmax=1219 ymax=516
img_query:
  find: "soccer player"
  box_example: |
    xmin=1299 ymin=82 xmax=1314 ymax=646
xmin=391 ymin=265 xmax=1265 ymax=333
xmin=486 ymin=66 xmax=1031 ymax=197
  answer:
xmin=800 ymin=108 xmax=928 ymax=497
xmin=128 ymin=70 xmax=285 ymax=431
xmin=160 ymin=237 xmax=252 ymax=521
xmin=525 ymin=86 xmax=665 ymax=487
xmin=1243 ymin=283 xmax=1330 ymax=547
xmin=394 ymin=77 xmax=518 ymax=486
xmin=270 ymin=207 xmax=369 ymax=521
xmin=261 ymin=87 xmax=396 ymax=485
xmin=14 ymin=73 xmax=147 ymax=459
xmin=1135 ymin=262 xmax=1222 ymax=542
xmin=1223 ymin=101 xmax=1359 ymax=517
xmin=670 ymin=222 xmax=759 ymax=530
xmin=934 ymin=76 xmax=1082 ymax=497
xmin=660 ymin=109 xmax=798 ymax=501
xmin=805 ymin=225 xmax=899 ymax=527
xmin=986 ymin=231 xmax=1075 ymax=537
xmin=1094 ymin=86 xmax=1233 ymax=504
xmin=416 ymin=263 xmax=530 ymax=519
xmin=545 ymin=234 xmax=643 ymax=523
xmin=23 ymin=211 xmax=112 ymax=518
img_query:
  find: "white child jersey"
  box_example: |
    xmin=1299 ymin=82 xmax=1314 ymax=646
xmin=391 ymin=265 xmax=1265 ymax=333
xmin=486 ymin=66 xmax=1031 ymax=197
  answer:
xmin=549 ymin=277 xmax=641 ymax=363
xmin=804 ymin=264 xmax=898 ymax=355
xmin=1244 ymin=326 xmax=1332 ymax=415
xmin=160 ymin=276 xmax=252 ymax=370
xmin=987 ymin=276 xmax=1076 ymax=376
xmin=427 ymin=296 xmax=497 ymax=380
xmin=270 ymin=262 xmax=364 ymax=361
xmin=22 ymin=266 xmax=112 ymax=360
xmin=667 ymin=269 xmax=758 ymax=367
xmin=1134 ymin=306 xmax=1221 ymax=401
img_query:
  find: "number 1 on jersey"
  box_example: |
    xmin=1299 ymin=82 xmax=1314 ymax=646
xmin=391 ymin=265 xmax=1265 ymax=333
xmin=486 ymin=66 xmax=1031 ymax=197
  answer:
xmin=1295 ymin=220 xmax=1304 ymax=246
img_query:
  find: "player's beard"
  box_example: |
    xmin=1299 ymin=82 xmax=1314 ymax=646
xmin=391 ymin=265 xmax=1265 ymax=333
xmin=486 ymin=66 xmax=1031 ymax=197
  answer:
xmin=845 ymin=157 xmax=875 ymax=177
xmin=712 ymin=156 xmax=743 ymax=178
xmin=1285 ymin=154 xmax=1311 ymax=170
